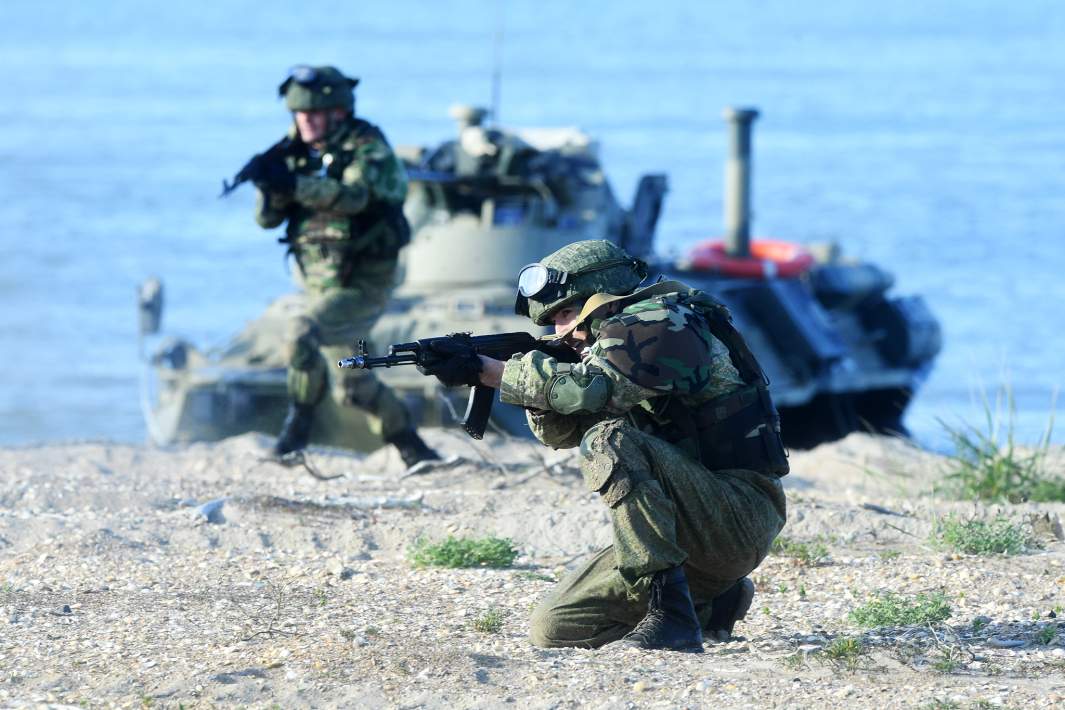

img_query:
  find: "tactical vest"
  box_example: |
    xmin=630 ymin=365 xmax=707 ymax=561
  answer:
xmin=619 ymin=289 xmax=789 ymax=478
xmin=284 ymin=119 xmax=410 ymax=283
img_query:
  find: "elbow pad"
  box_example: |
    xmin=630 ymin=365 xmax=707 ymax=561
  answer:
xmin=545 ymin=365 xmax=612 ymax=415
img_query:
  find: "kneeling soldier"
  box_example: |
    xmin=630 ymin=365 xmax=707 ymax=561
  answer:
xmin=427 ymin=239 xmax=788 ymax=651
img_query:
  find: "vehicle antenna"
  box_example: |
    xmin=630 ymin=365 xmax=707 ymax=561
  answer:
xmin=490 ymin=2 xmax=504 ymax=125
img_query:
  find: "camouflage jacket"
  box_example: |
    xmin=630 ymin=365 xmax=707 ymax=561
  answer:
xmin=255 ymin=117 xmax=410 ymax=290
xmin=499 ymin=288 xmax=747 ymax=457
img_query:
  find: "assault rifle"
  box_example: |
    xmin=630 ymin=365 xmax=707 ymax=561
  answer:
xmin=338 ymin=332 xmax=580 ymax=439
xmin=219 ymin=136 xmax=295 ymax=198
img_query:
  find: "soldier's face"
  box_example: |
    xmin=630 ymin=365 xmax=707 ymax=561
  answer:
xmin=294 ymin=110 xmax=332 ymax=143
xmin=552 ymin=307 xmax=587 ymax=343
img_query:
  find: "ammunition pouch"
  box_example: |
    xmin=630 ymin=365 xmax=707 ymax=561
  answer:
xmin=667 ymin=385 xmax=789 ymax=478
xmin=350 ymin=201 xmax=410 ymax=252
xmin=685 ymin=290 xmax=788 ymax=477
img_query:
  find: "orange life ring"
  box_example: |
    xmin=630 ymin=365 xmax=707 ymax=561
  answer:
xmin=687 ymin=239 xmax=815 ymax=279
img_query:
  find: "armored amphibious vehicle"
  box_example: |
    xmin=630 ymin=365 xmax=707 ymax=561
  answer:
xmin=139 ymin=106 xmax=939 ymax=450
xmin=658 ymin=109 xmax=940 ymax=447
xmin=139 ymin=106 xmax=667 ymax=449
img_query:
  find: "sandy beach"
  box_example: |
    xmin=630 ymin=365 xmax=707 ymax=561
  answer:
xmin=1 ymin=431 xmax=1063 ymax=708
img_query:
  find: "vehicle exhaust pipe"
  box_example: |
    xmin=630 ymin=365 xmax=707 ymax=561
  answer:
xmin=723 ymin=107 xmax=759 ymax=258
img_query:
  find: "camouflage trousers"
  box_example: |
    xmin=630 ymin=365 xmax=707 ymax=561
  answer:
xmin=529 ymin=419 xmax=787 ymax=649
xmin=286 ymin=260 xmax=412 ymax=439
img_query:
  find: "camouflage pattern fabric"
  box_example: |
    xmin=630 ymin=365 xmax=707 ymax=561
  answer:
xmin=500 ymin=289 xmax=786 ymax=648
xmin=281 ymin=262 xmax=411 ymax=438
xmin=527 ymin=240 xmax=646 ymax=326
xmin=501 ymin=291 xmax=746 ymax=445
xmin=280 ymin=66 xmax=357 ymax=112
xmin=254 ymin=116 xmax=413 ymax=437
xmin=255 ymin=116 xmax=410 ymax=290
xmin=530 ymin=422 xmax=786 ymax=647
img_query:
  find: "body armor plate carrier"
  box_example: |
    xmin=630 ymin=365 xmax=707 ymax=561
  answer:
xmin=660 ymin=293 xmax=789 ymax=477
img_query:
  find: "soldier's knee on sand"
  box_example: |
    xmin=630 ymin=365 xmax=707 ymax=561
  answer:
xmin=528 ymin=603 xmax=562 ymax=648
xmin=528 ymin=603 xmax=604 ymax=649
xmin=285 ymin=316 xmax=322 ymax=371
xmin=578 ymin=419 xmax=651 ymax=506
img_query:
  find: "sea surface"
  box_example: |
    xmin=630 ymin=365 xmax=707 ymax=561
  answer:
xmin=1 ymin=0 xmax=1063 ymax=449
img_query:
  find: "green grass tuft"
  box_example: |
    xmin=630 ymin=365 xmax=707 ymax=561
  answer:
xmin=408 ymin=535 xmax=519 ymax=569
xmin=471 ymin=607 xmax=506 ymax=633
xmin=1036 ymin=624 xmax=1058 ymax=645
xmin=849 ymin=591 xmax=952 ymax=628
xmin=930 ymin=644 xmax=966 ymax=673
xmin=769 ymin=535 xmax=830 ymax=566
xmin=930 ymin=515 xmax=1036 ymax=556
xmin=821 ymin=636 xmax=867 ymax=670
xmin=938 ymin=386 xmax=1063 ymax=502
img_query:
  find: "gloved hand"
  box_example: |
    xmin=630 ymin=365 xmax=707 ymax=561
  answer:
xmin=417 ymin=339 xmax=484 ymax=388
xmin=248 ymin=151 xmax=296 ymax=194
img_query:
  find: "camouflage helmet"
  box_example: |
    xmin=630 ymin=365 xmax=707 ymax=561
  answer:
xmin=278 ymin=65 xmax=358 ymax=112
xmin=517 ymin=240 xmax=648 ymax=326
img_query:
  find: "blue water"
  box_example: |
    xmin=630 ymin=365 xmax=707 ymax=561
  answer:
xmin=2 ymin=0 xmax=1063 ymax=447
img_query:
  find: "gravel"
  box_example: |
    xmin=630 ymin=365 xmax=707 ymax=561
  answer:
xmin=0 ymin=431 xmax=1063 ymax=708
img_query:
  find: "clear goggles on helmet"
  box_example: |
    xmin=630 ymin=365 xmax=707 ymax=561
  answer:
xmin=279 ymin=66 xmax=358 ymax=99
xmin=278 ymin=66 xmax=323 ymax=98
xmin=288 ymin=65 xmax=319 ymax=85
xmin=514 ymin=258 xmax=644 ymax=318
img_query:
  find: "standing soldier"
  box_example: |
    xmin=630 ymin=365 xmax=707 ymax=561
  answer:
xmin=424 ymin=240 xmax=788 ymax=651
xmin=240 ymin=65 xmax=438 ymax=466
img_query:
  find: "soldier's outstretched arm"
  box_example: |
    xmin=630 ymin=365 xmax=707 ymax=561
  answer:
xmin=499 ymin=349 xmax=660 ymax=418
xmin=497 ymin=348 xmax=661 ymax=449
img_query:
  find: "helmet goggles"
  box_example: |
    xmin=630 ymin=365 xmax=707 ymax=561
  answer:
xmin=278 ymin=65 xmax=359 ymax=100
xmin=288 ymin=65 xmax=319 ymax=86
xmin=514 ymin=258 xmax=643 ymax=318
xmin=278 ymin=66 xmax=321 ymax=98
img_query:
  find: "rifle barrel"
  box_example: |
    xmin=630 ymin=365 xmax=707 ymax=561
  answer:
xmin=338 ymin=353 xmax=418 ymax=369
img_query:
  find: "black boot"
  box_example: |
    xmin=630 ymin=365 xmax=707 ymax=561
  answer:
xmin=274 ymin=402 xmax=315 ymax=456
xmin=385 ymin=429 xmax=441 ymax=469
xmin=704 ymin=576 xmax=755 ymax=642
xmin=620 ymin=566 xmax=704 ymax=652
